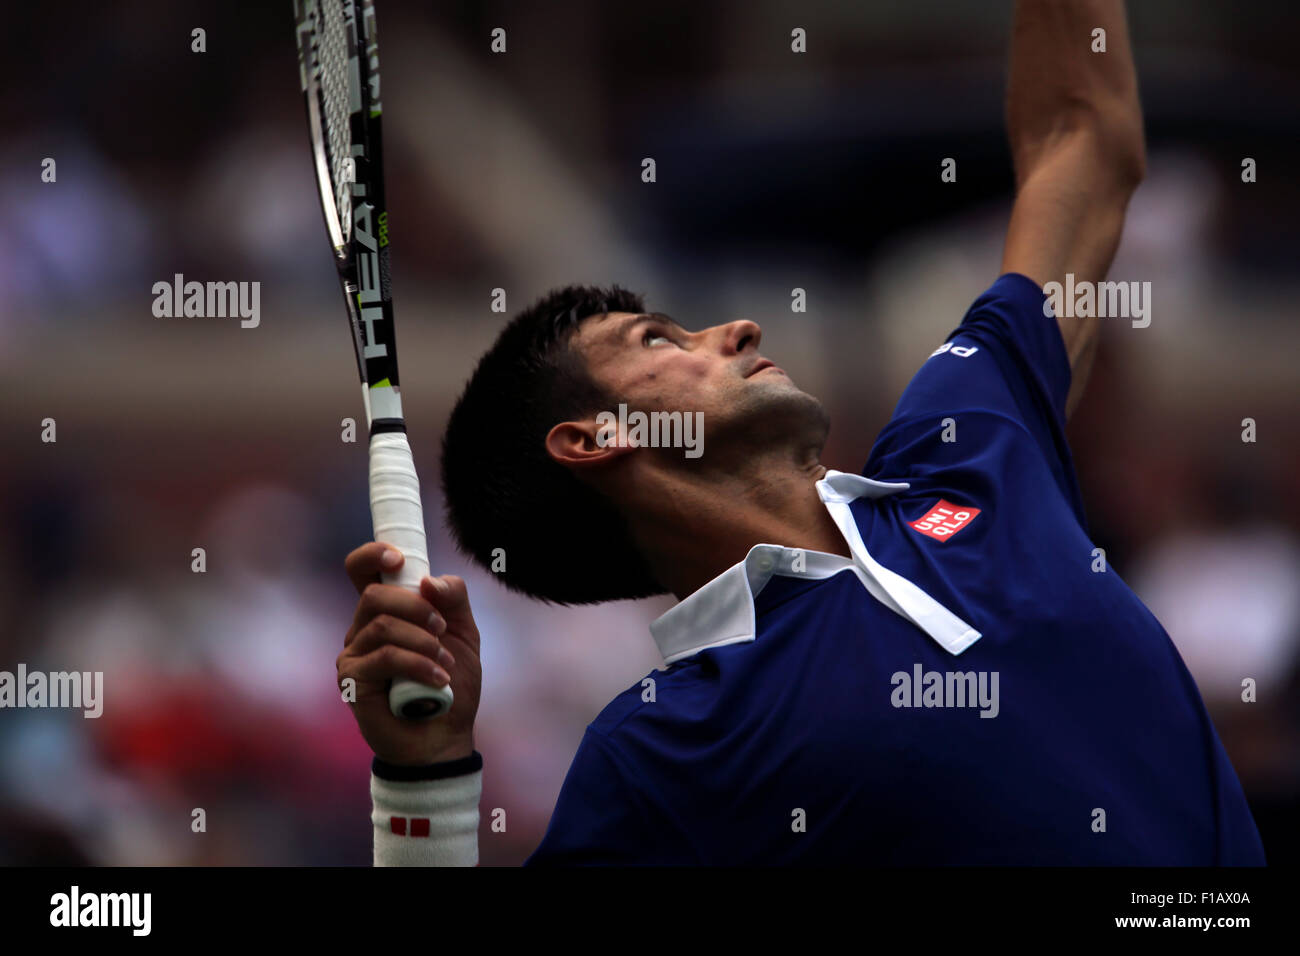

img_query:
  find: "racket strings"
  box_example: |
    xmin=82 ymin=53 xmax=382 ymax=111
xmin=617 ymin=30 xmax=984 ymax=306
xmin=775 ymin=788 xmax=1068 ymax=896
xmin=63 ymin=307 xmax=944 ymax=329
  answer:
xmin=317 ymin=0 xmax=353 ymax=232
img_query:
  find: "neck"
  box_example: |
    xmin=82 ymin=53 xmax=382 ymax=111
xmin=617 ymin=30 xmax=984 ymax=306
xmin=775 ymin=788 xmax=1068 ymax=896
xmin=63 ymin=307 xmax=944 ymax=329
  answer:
xmin=618 ymin=447 xmax=852 ymax=600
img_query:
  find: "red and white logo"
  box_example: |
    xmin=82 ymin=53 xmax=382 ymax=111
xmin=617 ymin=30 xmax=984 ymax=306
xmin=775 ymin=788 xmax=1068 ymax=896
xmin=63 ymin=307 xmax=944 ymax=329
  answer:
xmin=911 ymin=499 xmax=981 ymax=541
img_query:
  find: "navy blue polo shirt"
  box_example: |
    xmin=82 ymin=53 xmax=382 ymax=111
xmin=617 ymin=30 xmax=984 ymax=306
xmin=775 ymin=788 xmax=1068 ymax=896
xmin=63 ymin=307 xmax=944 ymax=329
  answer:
xmin=524 ymin=273 xmax=1265 ymax=865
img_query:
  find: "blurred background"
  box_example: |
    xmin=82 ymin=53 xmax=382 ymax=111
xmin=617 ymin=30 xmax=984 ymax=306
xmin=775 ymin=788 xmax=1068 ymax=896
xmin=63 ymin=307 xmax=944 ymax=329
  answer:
xmin=0 ymin=0 xmax=1296 ymax=865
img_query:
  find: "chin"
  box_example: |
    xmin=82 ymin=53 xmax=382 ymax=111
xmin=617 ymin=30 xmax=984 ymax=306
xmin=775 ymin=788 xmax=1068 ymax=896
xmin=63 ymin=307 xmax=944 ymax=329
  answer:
xmin=750 ymin=371 xmax=818 ymax=404
xmin=734 ymin=379 xmax=830 ymax=440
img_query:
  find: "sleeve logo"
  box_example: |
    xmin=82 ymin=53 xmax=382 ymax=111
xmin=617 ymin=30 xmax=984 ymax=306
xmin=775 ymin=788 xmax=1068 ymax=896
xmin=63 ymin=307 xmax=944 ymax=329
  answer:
xmin=930 ymin=341 xmax=979 ymax=358
xmin=911 ymin=499 xmax=981 ymax=541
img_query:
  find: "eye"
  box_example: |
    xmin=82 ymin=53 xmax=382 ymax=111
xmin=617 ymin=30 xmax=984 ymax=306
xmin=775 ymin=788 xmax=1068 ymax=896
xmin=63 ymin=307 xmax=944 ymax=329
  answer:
xmin=642 ymin=329 xmax=673 ymax=347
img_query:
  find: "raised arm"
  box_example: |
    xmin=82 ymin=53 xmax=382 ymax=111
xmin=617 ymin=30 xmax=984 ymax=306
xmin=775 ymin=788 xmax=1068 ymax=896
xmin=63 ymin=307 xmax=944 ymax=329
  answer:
xmin=1000 ymin=0 xmax=1146 ymax=419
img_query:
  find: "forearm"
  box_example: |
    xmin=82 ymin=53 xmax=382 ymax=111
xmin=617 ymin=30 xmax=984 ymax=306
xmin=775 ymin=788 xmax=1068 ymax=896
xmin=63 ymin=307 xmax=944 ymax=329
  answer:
xmin=1007 ymin=0 xmax=1145 ymax=190
xmin=1001 ymin=0 xmax=1145 ymax=419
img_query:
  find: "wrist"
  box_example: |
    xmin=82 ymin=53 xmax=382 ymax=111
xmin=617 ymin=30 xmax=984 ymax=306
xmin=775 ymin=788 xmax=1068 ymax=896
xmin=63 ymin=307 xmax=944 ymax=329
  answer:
xmin=373 ymin=733 xmax=475 ymax=768
xmin=372 ymin=748 xmax=481 ymax=782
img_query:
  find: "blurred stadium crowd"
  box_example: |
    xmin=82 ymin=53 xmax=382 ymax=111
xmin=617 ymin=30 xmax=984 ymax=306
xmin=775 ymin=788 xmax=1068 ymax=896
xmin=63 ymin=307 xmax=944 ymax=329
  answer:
xmin=0 ymin=1 xmax=1297 ymax=865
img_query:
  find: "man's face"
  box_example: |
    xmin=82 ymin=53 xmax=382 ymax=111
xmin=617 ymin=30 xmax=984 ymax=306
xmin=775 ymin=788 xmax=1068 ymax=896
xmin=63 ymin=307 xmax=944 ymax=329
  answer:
xmin=568 ymin=310 xmax=829 ymax=458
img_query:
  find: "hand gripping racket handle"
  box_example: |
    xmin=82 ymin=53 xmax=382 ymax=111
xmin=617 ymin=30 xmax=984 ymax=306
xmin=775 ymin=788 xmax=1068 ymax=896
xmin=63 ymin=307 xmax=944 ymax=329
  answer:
xmin=369 ymin=431 xmax=454 ymax=720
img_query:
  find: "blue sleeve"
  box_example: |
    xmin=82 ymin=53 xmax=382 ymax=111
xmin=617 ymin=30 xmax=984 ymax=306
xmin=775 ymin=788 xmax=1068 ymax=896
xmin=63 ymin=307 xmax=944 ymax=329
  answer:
xmin=865 ymin=273 xmax=1087 ymax=527
xmin=523 ymin=729 xmax=696 ymax=866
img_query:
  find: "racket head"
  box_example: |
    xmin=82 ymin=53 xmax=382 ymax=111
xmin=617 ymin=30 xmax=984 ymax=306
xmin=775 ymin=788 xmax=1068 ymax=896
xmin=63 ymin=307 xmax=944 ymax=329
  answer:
xmin=296 ymin=0 xmax=402 ymax=407
xmin=295 ymin=0 xmax=354 ymax=260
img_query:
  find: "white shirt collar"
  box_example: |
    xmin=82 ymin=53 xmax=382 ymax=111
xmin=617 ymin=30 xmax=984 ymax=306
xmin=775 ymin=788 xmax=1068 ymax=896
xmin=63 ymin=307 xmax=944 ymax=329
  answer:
xmin=648 ymin=470 xmax=982 ymax=664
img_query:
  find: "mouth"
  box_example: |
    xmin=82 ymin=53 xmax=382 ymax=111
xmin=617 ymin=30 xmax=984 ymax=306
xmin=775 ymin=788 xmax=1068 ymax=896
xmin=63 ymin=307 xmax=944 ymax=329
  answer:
xmin=746 ymin=358 xmax=783 ymax=377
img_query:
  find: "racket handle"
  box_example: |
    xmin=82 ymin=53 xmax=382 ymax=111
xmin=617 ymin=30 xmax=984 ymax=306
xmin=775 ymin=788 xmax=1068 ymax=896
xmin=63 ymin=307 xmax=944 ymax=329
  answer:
xmin=369 ymin=430 xmax=454 ymax=721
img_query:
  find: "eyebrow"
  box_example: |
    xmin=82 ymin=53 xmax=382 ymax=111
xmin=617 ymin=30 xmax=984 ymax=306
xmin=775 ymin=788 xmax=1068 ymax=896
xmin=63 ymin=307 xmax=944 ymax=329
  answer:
xmin=613 ymin=312 xmax=684 ymax=337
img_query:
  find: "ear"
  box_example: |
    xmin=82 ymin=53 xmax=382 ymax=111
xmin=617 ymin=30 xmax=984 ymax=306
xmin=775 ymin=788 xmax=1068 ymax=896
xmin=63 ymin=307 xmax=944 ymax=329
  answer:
xmin=545 ymin=414 xmax=636 ymax=469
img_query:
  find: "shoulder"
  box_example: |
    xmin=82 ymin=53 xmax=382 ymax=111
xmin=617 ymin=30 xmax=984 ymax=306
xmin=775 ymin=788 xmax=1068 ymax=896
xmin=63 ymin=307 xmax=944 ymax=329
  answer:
xmin=587 ymin=660 xmax=702 ymax=738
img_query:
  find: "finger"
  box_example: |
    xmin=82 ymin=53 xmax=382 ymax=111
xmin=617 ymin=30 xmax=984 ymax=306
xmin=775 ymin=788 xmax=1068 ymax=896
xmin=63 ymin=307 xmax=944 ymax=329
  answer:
xmin=345 ymin=542 xmax=404 ymax=595
xmin=348 ymin=614 xmax=455 ymax=669
xmin=349 ymin=583 xmax=444 ymax=643
xmin=345 ymin=644 xmax=451 ymax=688
xmin=420 ymin=575 xmax=479 ymax=639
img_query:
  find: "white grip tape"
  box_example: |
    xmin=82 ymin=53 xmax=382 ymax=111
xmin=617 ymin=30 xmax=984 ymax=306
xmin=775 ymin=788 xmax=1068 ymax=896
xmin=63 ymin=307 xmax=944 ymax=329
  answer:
xmin=369 ymin=430 xmax=454 ymax=720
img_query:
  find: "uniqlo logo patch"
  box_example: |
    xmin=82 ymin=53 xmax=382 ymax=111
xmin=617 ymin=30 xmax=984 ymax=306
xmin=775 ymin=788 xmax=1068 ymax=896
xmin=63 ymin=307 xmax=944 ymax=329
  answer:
xmin=390 ymin=816 xmax=431 ymax=837
xmin=911 ymin=499 xmax=981 ymax=541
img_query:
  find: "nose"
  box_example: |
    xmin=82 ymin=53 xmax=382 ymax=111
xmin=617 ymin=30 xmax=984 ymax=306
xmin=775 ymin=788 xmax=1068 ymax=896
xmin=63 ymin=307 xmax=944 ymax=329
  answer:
xmin=720 ymin=319 xmax=762 ymax=355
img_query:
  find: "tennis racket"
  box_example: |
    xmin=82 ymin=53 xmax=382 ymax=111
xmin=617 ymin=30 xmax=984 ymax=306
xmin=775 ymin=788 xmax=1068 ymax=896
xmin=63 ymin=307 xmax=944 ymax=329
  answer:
xmin=294 ymin=0 xmax=452 ymax=720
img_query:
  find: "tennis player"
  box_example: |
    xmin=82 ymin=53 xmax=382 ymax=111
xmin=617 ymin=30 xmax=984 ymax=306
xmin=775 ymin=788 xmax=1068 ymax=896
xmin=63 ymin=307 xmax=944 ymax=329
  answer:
xmin=337 ymin=0 xmax=1266 ymax=865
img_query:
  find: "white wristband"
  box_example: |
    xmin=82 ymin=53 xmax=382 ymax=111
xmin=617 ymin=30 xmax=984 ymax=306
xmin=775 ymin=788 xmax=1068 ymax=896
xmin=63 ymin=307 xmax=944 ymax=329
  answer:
xmin=371 ymin=768 xmax=482 ymax=867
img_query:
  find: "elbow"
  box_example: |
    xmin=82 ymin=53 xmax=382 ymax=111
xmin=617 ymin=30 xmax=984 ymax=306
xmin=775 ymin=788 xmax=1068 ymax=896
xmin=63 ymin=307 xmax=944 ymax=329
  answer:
xmin=1106 ymin=109 xmax=1147 ymax=191
xmin=1088 ymin=92 xmax=1148 ymax=191
xmin=1126 ymin=140 xmax=1147 ymax=189
xmin=1014 ymin=103 xmax=1147 ymax=195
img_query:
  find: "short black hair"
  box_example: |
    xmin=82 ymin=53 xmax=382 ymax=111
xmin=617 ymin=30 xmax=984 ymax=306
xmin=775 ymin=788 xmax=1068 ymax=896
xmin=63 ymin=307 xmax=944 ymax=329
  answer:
xmin=440 ymin=283 xmax=668 ymax=604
